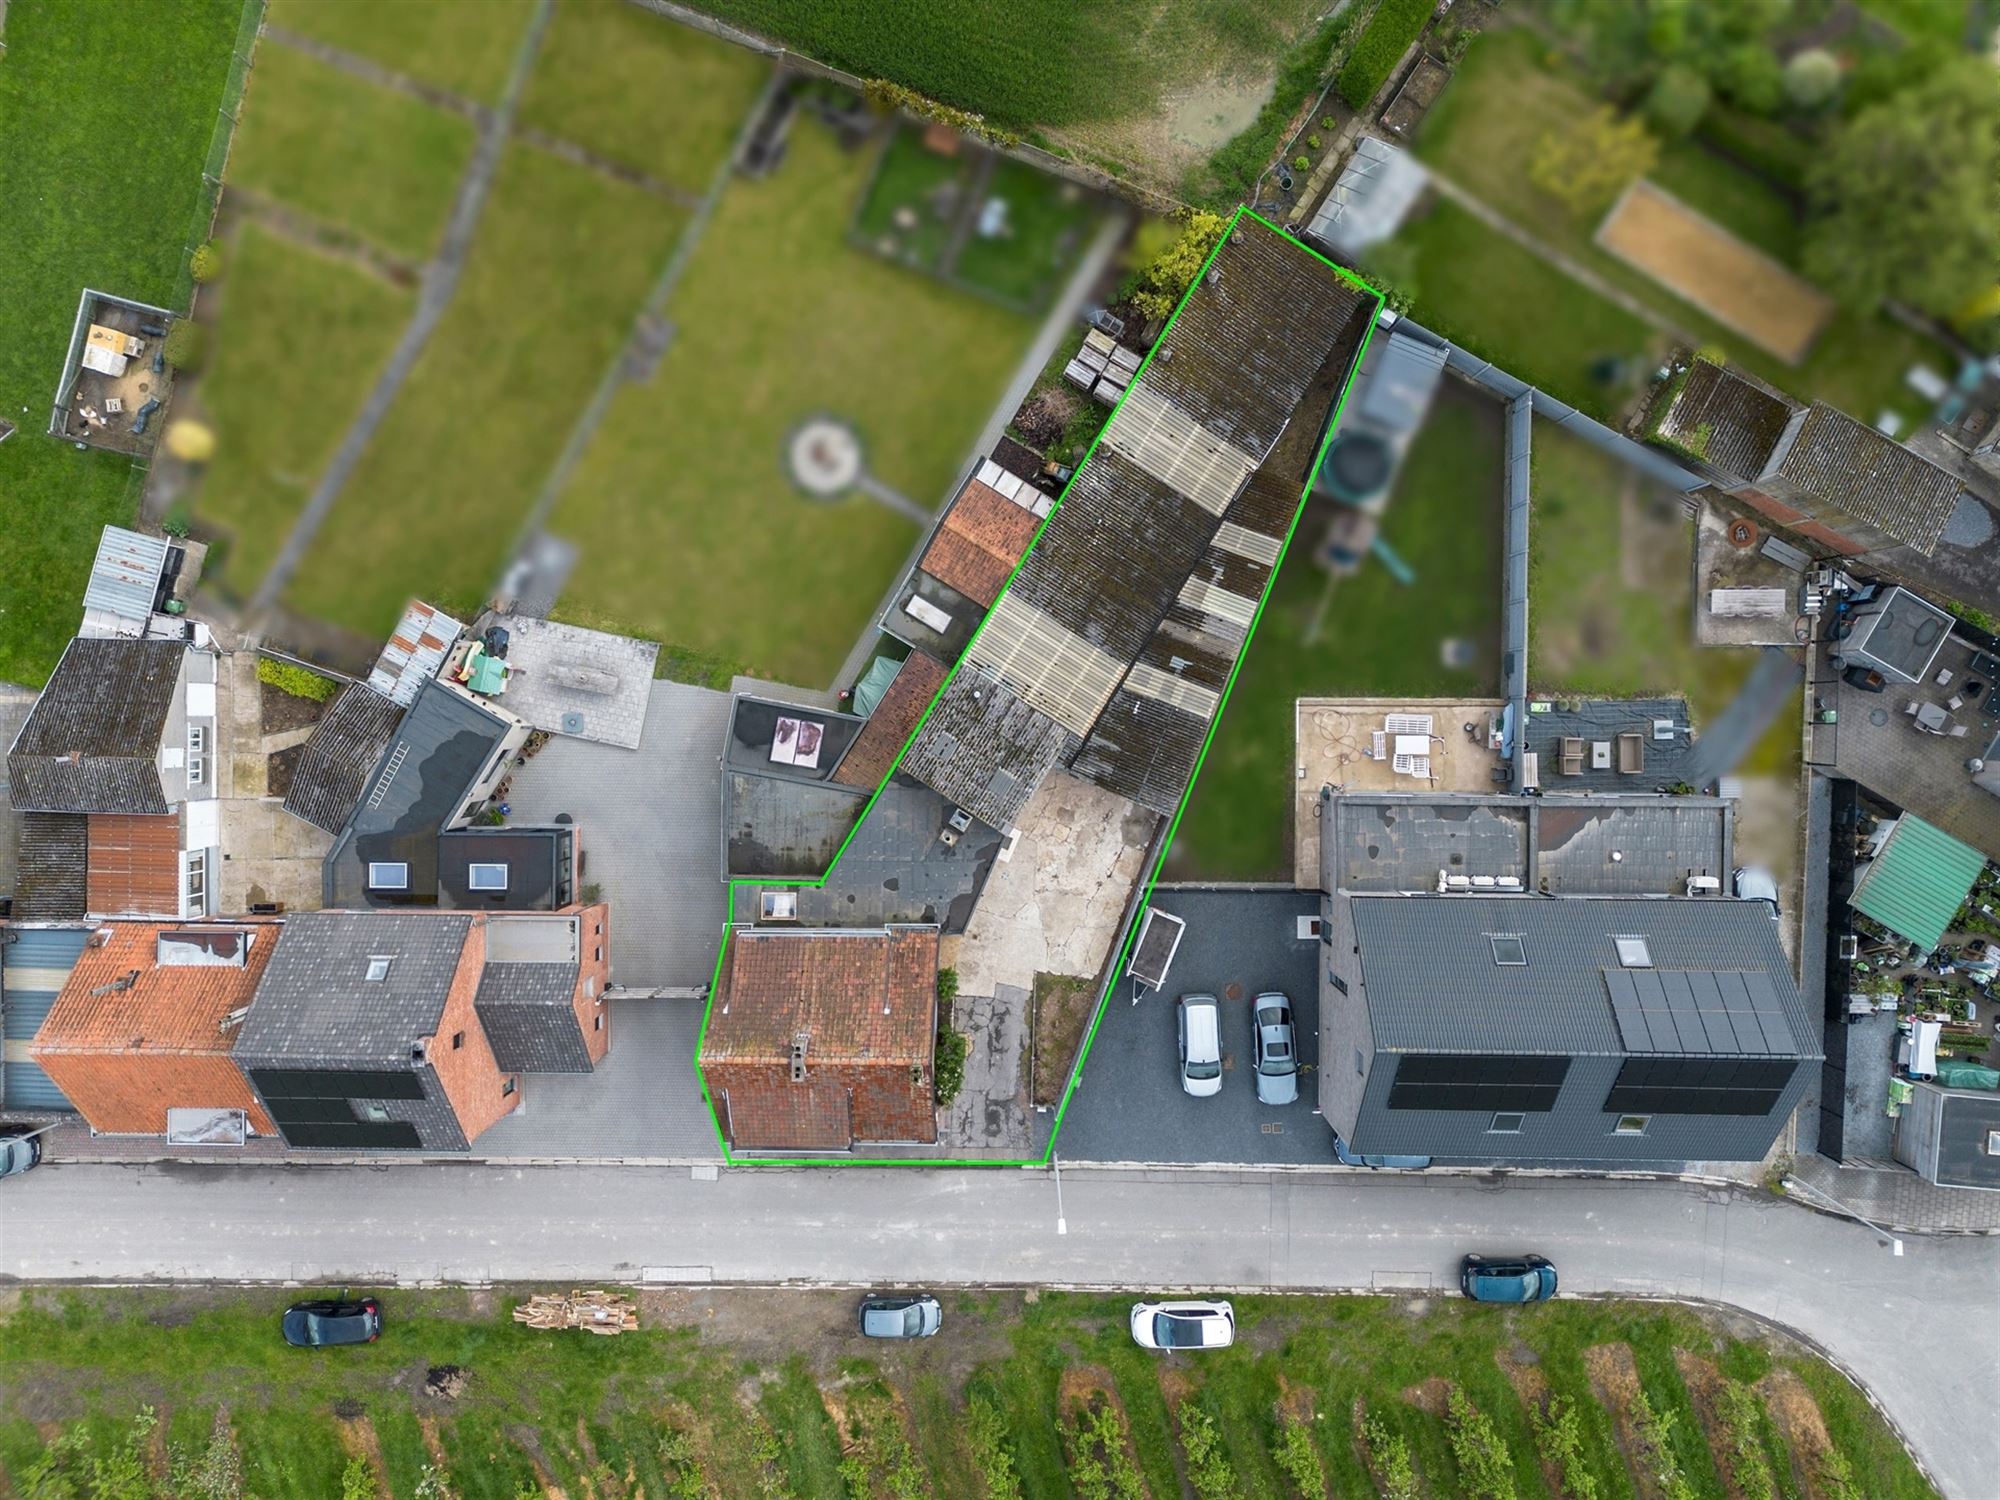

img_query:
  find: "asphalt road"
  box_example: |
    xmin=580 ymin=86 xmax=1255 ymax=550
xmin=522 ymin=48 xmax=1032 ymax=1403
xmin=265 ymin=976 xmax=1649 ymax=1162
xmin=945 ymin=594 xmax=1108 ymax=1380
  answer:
xmin=3 ymin=1164 xmax=1993 ymax=1497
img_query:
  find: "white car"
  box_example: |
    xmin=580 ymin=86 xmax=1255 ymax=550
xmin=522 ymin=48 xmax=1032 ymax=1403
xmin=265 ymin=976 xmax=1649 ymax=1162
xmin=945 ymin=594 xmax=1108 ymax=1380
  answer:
xmin=1177 ymin=994 xmax=1222 ymax=1097
xmin=1130 ymin=1299 xmax=1235 ymax=1350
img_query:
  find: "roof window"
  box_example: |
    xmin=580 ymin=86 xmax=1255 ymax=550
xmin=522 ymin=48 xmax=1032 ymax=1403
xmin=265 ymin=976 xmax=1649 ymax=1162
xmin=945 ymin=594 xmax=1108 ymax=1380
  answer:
xmin=1614 ymin=936 xmax=1653 ymax=969
xmin=367 ymin=861 xmax=409 ymax=892
xmin=468 ymin=862 xmax=508 ymax=891
xmin=1489 ymin=934 xmax=1526 ymax=967
xmin=364 ymin=956 xmax=393 ymax=983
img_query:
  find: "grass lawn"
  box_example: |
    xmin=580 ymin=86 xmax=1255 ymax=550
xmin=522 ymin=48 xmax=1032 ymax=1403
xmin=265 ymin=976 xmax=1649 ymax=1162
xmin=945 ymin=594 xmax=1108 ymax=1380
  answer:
xmin=0 ymin=0 xmax=245 ymax=687
xmin=265 ymin=0 xmax=537 ymax=104
xmin=853 ymin=125 xmax=973 ymax=272
xmin=1529 ymin=421 xmax=1800 ymax=778
xmin=955 ymin=156 xmax=1100 ymax=309
xmin=227 ymin=41 xmax=477 ymax=262
xmin=0 ymin=1285 xmax=1938 ymax=1500
xmin=1380 ymin=199 xmax=1658 ymax=419
xmin=286 ymin=143 xmax=687 ymax=635
xmin=548 ymin=117 xmax=1037 ymax=687
xmin=1416 ymin=27 xmax=1949 ymax=428
xmin=518 ymin=0 xmax=769 ymax=193
xmin=192 ymin=224 xmax=414 ymax=596
xmin=1856 ymin=0 xmax=1976 ymax=43
xmin=1171 ymin=390 xmax=1505 ymax=879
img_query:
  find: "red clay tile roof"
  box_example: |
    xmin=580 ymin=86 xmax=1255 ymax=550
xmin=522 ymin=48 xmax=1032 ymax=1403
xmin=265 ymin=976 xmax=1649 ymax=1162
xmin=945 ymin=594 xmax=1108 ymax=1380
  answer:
xmin=724 ymin=1078 xmax=851 ymax=1150
xmin=33 ymin=920 xmax=280 ymax=1054
xmin=919 ymin=480 xmax=1040 ymax=607
xmin=87 ymin=814 xmax=182 ymax=917
xmin=832 ymin=652 xmax=948 ymax=789
xmin=704 ymin=927 xmax=938 ymax=1064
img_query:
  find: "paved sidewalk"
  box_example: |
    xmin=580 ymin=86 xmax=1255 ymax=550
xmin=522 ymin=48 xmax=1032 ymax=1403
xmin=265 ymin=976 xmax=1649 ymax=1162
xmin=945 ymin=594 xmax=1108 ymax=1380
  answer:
xmin=1790 ymin=1151 xmax=2000 ymax=1234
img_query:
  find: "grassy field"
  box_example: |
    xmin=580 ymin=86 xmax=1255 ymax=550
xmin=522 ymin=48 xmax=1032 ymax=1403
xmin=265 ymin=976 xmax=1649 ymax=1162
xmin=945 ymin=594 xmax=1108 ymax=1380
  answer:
xmin=1529 ymin=421 xmax=1800 ymax=779
xmin=1415 ymin=28 xmax=1949 ymax=428
xmin=226 ymin=41 xmax=477 ymax=262
xmin=853 ymin=126 xmax=971 ymax=271
xmin=193 ymin=225 xmax=414 ymax=595
xmin=0 ymin=1285 xmax=1936 ymax=1500
xmin=546 ymin=116 xmax=1038 ymax=687
xmin=518 ymin=0 xmax=768 ymax=192
xmin=0 ymin=0 xmax=246 ymax=687
xmin=1379 ymin=200 xmax=1659 ymax=420
xmin=1172 ymin=391 xmax=1505 ymax=878
xmin=286 ymin=142 xmax=687 ymax=634
xmin=266 ymin=0 xmax=537 ymax=104
xmin=955 ymin=156 xmax=1099 ymax=308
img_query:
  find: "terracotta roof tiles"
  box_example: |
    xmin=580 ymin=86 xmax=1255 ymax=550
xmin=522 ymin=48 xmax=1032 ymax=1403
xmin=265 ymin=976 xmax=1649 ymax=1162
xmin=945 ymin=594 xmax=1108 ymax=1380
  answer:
xmin=704 ymin=927 xmax=937 ymax=1064
xmin=919 ymin=480 xmax=1040 ymax=607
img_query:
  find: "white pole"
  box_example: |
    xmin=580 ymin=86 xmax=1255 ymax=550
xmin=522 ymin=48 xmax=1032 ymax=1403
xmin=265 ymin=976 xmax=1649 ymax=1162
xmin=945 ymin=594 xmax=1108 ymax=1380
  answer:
xmin=1053 ymin=1151 xmax=1068 ymax=1236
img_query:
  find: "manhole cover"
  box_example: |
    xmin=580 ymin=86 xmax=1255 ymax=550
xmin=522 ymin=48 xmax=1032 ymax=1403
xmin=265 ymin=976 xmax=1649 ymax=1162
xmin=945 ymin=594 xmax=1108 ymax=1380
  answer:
xmin=1223 ymin=981 xmax=1244 ymax=1001
xmin=561 ymin=711 xmax=586 ymax=734
xmin=1261 ymin=1123 xmax=1284 ymax=1135
xmin=1869 ymin=708 xmax=1888 ymax=726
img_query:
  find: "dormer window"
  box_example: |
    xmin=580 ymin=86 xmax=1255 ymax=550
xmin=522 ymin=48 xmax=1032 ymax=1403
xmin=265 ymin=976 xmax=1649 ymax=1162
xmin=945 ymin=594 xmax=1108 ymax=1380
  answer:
xmin=367 ymin=862 xmax=409 ymax=892
xmin=468 ymin=862 xmax=508 ymax=892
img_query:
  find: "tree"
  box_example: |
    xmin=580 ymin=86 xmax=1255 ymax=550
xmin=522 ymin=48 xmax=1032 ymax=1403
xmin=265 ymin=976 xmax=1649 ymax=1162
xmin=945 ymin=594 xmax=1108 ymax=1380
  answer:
xmin=1129 ymin=210 xmax=1228 ymax=322
xmin=1803 ymin=60 xmax=2000 ymax=317
xmin=1530 ymin=108 xmax=1659 ymax=224
xmin=189 ymin=240 xmax=223 ymax=284
xmin=1714 ymin=43 xmax=1782 ymax=115
xmin=1782 ymin=48 xmax=1840 ymax=110
xmin=1645 ymin=63 xmax=1711 ymax=136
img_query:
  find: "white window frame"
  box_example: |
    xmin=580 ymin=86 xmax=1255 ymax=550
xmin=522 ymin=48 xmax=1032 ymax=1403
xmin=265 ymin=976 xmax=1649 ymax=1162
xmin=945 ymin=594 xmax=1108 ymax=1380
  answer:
xmin=364 ymin=956 xmax=393 ymax=983
xmin=1488 ymin=1112 xmax=1526 ymax=1134
xmin=186 ymin=753 xmax=205 ymax=786
xmin=467 ymin=862 xmax=509 ymax=891
xmin=1613 ymin=1114 xmax=1651 ymax=1136
xmin=187 ymin=724 xmax=207 ymax=755
xmin=183 ymin=850 xmax=208 ymax=913
xmin=367 ymin=861 xmax=409 ymax=891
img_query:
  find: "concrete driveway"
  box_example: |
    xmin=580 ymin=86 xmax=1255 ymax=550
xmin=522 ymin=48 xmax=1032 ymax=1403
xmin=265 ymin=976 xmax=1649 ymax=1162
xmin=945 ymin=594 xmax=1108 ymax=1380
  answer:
xmin=503 ymin=680 xmax=729 ymax=987
xmin=1057 ymin=888 xmax=1336 ymax=1165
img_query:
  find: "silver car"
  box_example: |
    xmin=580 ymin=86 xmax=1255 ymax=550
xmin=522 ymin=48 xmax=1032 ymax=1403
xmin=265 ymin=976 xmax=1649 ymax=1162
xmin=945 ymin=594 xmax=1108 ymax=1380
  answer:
xmin=1251 ymin=993 xmax=1299 ymax=1105
xmin=1177 ymin=994 xmax=1223 ymax=1097
xmin=859 ymin=1294 xmax=942 ymax=1338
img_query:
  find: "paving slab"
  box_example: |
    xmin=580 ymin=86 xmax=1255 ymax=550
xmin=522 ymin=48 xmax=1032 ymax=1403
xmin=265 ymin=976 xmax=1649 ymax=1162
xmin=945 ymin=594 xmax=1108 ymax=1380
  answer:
xmin=491 ymin=614 xmax=660 ymax=748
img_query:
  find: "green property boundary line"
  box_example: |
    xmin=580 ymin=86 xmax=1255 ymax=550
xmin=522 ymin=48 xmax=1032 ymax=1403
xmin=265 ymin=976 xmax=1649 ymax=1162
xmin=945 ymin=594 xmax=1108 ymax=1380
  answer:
xmin=693 ymin=203 xmax=1385 ymax=1167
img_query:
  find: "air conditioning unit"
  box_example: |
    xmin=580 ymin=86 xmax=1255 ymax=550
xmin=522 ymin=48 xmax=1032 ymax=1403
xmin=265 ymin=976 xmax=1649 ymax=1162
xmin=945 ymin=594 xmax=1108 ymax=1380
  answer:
xmin=761 ymin=890 xmax=798 ymax=921
xmin=1686 ymin=875 xmax=1722 ymax=896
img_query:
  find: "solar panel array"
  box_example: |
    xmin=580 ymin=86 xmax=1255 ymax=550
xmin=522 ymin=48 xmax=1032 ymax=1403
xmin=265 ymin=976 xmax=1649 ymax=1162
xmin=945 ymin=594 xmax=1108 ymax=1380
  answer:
xmin=1602 ymin=967 xmax=1796 ymax=1055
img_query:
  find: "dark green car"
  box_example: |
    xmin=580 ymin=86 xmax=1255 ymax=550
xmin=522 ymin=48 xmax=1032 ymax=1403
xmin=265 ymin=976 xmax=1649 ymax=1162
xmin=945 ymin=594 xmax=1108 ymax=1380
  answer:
xmin=1460 ymin=1254 xmax=1558 ymax=1303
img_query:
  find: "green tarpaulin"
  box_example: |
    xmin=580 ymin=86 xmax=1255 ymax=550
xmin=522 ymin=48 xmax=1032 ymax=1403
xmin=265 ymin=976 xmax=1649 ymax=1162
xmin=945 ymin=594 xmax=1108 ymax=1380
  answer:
xmin=852 ymin=655 xmax=903 ymax=718
xmin=1933 ymin=1059 xmax=2000 ymax=1091
xmin=1850 ymin=815 xmax=1988 ymax=953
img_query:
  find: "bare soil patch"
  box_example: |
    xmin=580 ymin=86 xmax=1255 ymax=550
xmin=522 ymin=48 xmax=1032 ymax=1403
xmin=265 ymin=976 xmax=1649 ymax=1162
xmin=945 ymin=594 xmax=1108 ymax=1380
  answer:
xmin=1401 ymin=1375 xmax=1451 ymax=1417
xmin=1496 ymin=1348 xmax=1573 ymax=1498
xmin=260 ymin=680 xmax=329 ymax=735
xmin=417 ymin=1413 xmax=449 ymax=1467
xmin=1276 ymin=1373 xmax=1317 ymax=1427
xmin=1583 ymin=1342 xmax=1663 ymax=1500
xmin=1675 ymin=1348 xmax=1762 ymax=1500
xmin=1032 ymin=972 xmax=1098 ymax=1106
xmin=1757 ymin=1367 xmax=1837 ymax=1499
xmin=335 ymin=1414 xmax=393 ymax=1500
xmin=1597 ymin=181 xmax=1831 ymax=364
xmin=265 ymin=740 xmax=305 ymax=800
xmin=1060 ymin=1366 xmax=1150 ymax=1497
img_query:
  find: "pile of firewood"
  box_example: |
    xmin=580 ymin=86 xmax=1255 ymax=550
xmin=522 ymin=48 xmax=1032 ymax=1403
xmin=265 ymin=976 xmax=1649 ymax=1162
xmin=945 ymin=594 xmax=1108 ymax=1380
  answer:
xmin=511 ymin=1290 xmax=639 ymax=1335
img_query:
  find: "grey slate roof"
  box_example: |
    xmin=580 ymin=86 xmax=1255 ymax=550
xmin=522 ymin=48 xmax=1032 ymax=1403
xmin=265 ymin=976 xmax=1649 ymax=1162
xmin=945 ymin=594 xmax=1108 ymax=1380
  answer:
xmin=475 ymin=963 xmax=591 ymax=1072
xmin=1652 ymin=359 xmax=1796 ymax=478
xmin=284 ymin=683 xmax=406 ymax=834
xmin=238 ymin=911 xmax=475 ymax=1064
xmin=896 ymin=669 xmax=1081 ymax=831
xmin=1348 ymin=895 xmax=1816 ymax=1059
xmin=7 ymin=638 xmax=181 ymax=814
xmin=1764 ymin=404 xmax=1962 ymax=554
xmin=12 ymin=813 xmax=87 ymax=921
xmin=324 ymin=677 xmax=512 ymax=907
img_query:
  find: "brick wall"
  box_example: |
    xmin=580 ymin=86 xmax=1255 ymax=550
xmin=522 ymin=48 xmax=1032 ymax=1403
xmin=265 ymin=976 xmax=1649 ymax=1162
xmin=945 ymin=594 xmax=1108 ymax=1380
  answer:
xmin=429 ymin=918 xmax=519 ymax=1143
xmin=572 ymin=902 xmax=611 ymax=1065
xmin=33 ymin=1051 xmax=275 ymax=1136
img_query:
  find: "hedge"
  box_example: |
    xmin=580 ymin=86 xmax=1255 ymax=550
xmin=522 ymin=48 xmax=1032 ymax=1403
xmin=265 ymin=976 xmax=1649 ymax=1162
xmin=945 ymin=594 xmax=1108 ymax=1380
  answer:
xmin=1337 ymin=0 xmax=1434 ymax=110
xmin=256 ymin=655 xmax=339 ymax=702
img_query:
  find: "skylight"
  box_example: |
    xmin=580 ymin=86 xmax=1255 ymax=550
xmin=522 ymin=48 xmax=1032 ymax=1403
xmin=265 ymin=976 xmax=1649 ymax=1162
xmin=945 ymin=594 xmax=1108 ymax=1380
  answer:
xmin=1489 ymin=934 xmax=1526 ymax=966
xmin=1614 ymin=936 xmax=1654 ymax=969
xmin=468 ymin=862 xmax=508 ymax=891
xmin=367 ymin=861 xmax=409 ymax=891
xmin=364 ymin=956 xmax=393 ymax=983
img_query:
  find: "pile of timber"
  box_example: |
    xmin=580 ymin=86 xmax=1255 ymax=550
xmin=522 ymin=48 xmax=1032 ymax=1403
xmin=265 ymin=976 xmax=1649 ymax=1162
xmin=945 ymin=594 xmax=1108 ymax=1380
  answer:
xmin=512 ymin=1290 xmax=639 ymax=1335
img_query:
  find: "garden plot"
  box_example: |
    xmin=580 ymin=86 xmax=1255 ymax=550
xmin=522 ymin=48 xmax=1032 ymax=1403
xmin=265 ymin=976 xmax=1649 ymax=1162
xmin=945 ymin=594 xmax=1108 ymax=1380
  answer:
xmin=1597 ymin=180 xmax=1834 ymax=365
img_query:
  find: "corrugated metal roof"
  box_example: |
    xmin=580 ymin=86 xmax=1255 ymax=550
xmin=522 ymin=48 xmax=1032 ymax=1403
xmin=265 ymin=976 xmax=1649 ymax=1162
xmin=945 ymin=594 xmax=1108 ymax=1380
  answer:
xmin=1348 ymin=895 xmax=1815 ymax=1058
xmin=7 ymin=638 xmax=182 ymax=813
xmin=367 ymin=601 xmax=464 ymax=707
xmin=3 ymin=926 xmax=92 ymax=1110
xmin=1850 ymin=815 xmax=1987 ymax=952
xmin=1769 ymin=405 xmax=1962 ymax=555
xmin=81 ymin=526 xmax=170 ymax=627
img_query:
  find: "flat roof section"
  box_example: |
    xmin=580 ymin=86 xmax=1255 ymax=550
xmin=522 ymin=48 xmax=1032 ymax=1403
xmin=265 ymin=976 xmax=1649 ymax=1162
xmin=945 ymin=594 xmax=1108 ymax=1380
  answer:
xmin=1527 ymin=697 xmax=1696 ymax=793
xmin=482 ymin=614 xmax=659 ymax=749
xmin=1843 ymin=586 xmax=1954 ymax=685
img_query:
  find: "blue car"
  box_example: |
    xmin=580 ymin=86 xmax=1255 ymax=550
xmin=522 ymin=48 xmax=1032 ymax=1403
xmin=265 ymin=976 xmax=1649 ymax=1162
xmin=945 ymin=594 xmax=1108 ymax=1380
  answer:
xmin=1460 ymin=1254 xmax=1557 ymax=1303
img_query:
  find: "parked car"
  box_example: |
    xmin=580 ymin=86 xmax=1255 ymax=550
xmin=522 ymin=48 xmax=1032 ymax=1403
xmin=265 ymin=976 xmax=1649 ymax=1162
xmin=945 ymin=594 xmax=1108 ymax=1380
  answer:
xmin=1177 ymin=994 xmax=1223 ymax=1097
xmin=1733 ymin=866 xmax=1781 ymax=918
xmin=0 ymin=1127 xmax=45 ymax=1180
xmin=859 ymin=1293 xmax=941 ymax=1339
xmin=1251 ymin=993 xmax=1299 ymax=1105
xmin=1331 ymin=1131 xmax=1431 ymax=1170
xmin=1460 ymin=1254 xmax=1558 ymax=1304
xmin=1130 ymin=1299 xmax=1234 ymax=1350
xmin=281 ymin=1296 xmax=382 ymax=1347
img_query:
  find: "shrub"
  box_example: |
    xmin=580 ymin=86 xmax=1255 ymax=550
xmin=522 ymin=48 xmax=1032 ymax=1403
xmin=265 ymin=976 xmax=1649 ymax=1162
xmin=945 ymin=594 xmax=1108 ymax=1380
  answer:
xmin=1337 ymin=0 xmax=1434 ymax=109
xmin=414 ymin=1467 xmax=458 ymax=1500
xmin=1530 ymin=107 xmax=1658 ymax=222
xmin=1782 ymin=48 xmax=1840 ymax=110
xmin=658 ymin=1429 xmax=707 ymax=1500
xmin=1272 ymin=1414 xmax=1326 ymax=1498
xmin=1946 ymin=600 xmax=1999 ymax=635
xmin=163 ymin=319 xmax=208 ymax=373
xmin=966 ymin=1393 xmax=1023 ymax=1500
xmin=1063 ymin=1399 xmax=1144 ymax=1500
xmin=1717 ymin=1381 xmax=1777 ymax=1500
xmin=935 ymin=1024 xmax=969 ymax=1108
xmin=190 ymin=239 xmax=223 ymax=283
xmin=1178 ymin=1404 xmax=1238 ymax=1500
xmin=1645 ymin=63 xmax=1712 ymax=137
xmin=1129 ymin=209 xmax=1228 ymax=321
xmin=937 ymin=966 xmax=960 ymax=1008
xmin=1632 ymin=1390 xmax=1696 ymax=1500
xmin=861 ymin=78 xmax=1019 ymax=145
xmin=1446 ymin=1387 xmax=1517 ymax=1500
xmin=1529 ymin=1395 xmax=1599 ymax=1500
xmin=257 ymin=655 xmax=339 ymax=702
xmin=1714 ymin=43 xmax=1782 ymax=115
xmin=1306 ymin=133 xmax=1322 ymax=150
xmin=1322 ymin=115 xmax=1336 ymax=129
xmin=1361 ymin=1410 xmax=1418 ymax=1500
xmin=1819 ymin=1447 xmax=1863 ymax=1500
xmin=342 ymin=1456 xmax=376 ymax=1500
